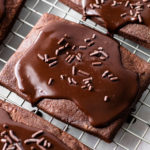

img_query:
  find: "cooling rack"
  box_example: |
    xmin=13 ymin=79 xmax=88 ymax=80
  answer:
xmin=0 ymin=0 xmax=150 ymax=149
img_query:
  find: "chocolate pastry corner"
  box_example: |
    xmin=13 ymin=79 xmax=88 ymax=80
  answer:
xmin=0 ymin=100 xmax=89 ymax=150
xmin=0 ymin=0 xmax=24 ymax=43
xmin=60 ymin=0 xmax=150 ymax=50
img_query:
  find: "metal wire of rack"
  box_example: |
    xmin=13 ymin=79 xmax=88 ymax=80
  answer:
xmin=0 ymin=0 xmax=150 ymax=149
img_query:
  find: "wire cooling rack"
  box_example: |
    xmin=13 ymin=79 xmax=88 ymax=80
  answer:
xmin=0 ymin=0 xmax=150 ymax=149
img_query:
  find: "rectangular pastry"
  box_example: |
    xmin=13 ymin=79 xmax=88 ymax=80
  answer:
xmin=0 ymin=99 xmax=89 ymax=150
xmin=0 ymin=13 xmax=150 ymax=142
xmin=60 ymin=0 xmax=150 ymax=49
xmin=0 ymin=0 xmax=24 ymax=43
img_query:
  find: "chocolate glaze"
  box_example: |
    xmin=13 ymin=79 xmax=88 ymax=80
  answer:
xmin=71 ymin=0 xmax=150 ymax=32
xmin=15 ymin=21 xmax=139 ymax=127
xmin=0 ymin=0 xmax=5 ymax=21
xmin=0 ymin=108 xmax=70 ymax=150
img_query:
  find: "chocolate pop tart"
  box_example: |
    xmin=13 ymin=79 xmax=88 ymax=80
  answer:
xmin=0 ymin=100 xmax=89 ymax=150
xmin=60 ymin=0 xmax=150 ymax=49
xmin=0 ymin=14 xmax=150 ymax=142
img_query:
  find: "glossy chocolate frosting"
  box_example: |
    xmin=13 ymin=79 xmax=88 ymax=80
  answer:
xmin=15 ymin=21 xmax=139 ymax=127
xmin=71 ymin=0 xmax=150 ymax=32
xmin=0 ymin=0 xmax=5 ymax=21
xmin=0 ymin=108 xmax=70 ymax=150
